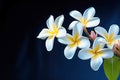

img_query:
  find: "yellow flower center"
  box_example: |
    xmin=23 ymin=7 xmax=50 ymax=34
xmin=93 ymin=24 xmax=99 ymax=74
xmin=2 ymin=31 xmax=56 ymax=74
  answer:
xmin=47 ymin=25 xmax=59 ymax=36
xmin=88 ymin=45 xmax=103 ymax=59
xmin=67 ymin=33 xmax=80 ymax=48
xmin=79 ymin=18 xmax=88 ymax=27
xmin=104 ymin=33 xmax=114 ymax=46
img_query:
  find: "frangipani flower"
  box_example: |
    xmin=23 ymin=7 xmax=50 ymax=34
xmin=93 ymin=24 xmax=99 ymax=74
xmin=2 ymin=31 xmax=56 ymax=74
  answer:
xmin=58 ymin=22 xmax=90 ymax=59
xmin=69 ymin=7 xmax=100 ymax=29
xmin=95 ymin=24 xmax=120 ymax=49
xmin=37 ymin=15 xmax=66 ymax=51
xmin=78 ymin=37 xmax=114 ymax=71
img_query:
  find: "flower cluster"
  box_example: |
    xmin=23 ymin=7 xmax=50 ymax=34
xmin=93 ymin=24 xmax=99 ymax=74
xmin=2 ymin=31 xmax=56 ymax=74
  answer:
xmin=37 ymin=7 xmax=120 ymax=71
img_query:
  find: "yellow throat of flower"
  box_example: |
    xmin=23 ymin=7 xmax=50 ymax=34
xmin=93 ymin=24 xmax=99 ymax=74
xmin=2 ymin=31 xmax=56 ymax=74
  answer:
xmin=67 ymin=33 xmax=80 ymax=48
xmin=104 ymin=33 xmax=114 ymax=46
xmin=47 ymin=25 xmax=59 ymax=36
xmin=88 ymin=45 xmax=103 ymax=59
xmin=79 ymin=18 xmax=88 ymax=27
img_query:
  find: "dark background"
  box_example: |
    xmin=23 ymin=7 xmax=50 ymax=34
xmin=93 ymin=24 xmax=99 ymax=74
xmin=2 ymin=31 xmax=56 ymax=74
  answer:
xmin=1 ymin=0 xmax=120 ymax=80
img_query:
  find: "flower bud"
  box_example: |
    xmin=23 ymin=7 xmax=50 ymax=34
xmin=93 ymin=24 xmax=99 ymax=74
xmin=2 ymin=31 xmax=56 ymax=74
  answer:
xmin=90 ymin=30 xmax=97 ymax=40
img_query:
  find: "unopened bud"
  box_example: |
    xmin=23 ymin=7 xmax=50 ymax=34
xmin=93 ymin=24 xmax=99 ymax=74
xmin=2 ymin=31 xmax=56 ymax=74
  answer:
xmin=89 ymin=31 xmax=97 ymax=40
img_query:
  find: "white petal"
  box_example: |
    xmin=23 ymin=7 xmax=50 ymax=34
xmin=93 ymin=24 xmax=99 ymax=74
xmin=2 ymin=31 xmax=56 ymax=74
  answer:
xmin=68 ymin=21 xmax=79 ymax=30
xmin=78 ymin=37 xmax=90 ymax=48
xmin=86 ymin=17 xmax=100 ymax=27
xmin=56 ymin=27 xmax=66 ymax=38
xmin=69 ymin=10 xmax=82 ymax=21
xmin=72 ymin=22 xmax=83 ymax=36
xmin=106 ymin=36 xmax=120 ymax=49
xmin=109 ymin=24 xmax=119 ymax=36
xmin=115 ymin=35 xmax=120 ymax=41
xmin=64 ymin=45 xmax=77 ymax=59
xmin=58 ymin=34 xmax=72 ymax=44
xmin=93 ymin=37 xmax=106 ymax=49
xmin=107 ymin=42 xmax=114 ymax=49
xmin=83 ymin=7 xmax=95 ymax=20
xmin=101 ymin=48 xmax=114 ymax=59
xmin=45 ymin=36 xmax=55 ymax=51
xmin=107 ymin=35 xmax=120 ymax=49
xmin=78 ymin=49 xmax=93 ymax=60
xmin=95 ymin=26 xmax=108 ymax=38
xmin=46 ymin=15 xmax=54 ymax=29
xmin=90 ymin=56 xmax=103 ymax=71
xmin=37 ymin=28 xmax=49 ymax=39
xmin=55 ymin=15 xmax=64 ymax=28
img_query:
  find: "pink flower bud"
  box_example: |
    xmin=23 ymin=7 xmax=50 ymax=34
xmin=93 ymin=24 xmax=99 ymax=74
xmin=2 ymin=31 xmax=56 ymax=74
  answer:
xmin=90 ymin=31 xmax=97 ymax=40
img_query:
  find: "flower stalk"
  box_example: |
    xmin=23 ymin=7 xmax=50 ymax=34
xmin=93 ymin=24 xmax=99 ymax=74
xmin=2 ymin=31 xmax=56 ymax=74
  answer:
xmin=83 ymin=27 xmax=96 ymax=41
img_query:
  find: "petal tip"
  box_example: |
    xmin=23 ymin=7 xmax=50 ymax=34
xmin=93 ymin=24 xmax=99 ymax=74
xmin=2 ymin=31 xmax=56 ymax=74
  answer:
xmin=89 ymin=7 xmax=95 ymax=9
xmin=59 ymin=14 xmax=64 ymax=20
xmin=92 ymin=68 xmax=99 ymax=71
xmin=46 ymin=48 xmax=52 ymax=51
xmin=65 ymin=56 xmax=73 ymax=60
xmin=69 ymin=10 xmax=77 ymax=16
xmin=64 ymin=52 xmax=74 ymax=59
xmin=61 ymin=14 xmax=64 ymax=17
xmin=111 ymin=24 xmax=119 ymax=28
xmin=50 ymin=15 xmax=53 ymax=17
xmin=37 ymin=35 xmax=40 ymax=38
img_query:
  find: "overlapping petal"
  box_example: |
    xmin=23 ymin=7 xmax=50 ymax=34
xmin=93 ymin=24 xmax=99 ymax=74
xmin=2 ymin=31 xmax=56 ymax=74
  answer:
xmin=56 ymin=27 xmax=66 ymax=38
xmin=115 ymin=35 xmax=120 ymax=40
xmin=45 ymin=36 xmax=55 ymax=51
xmin=107 ymin=42 xmax=115 ymax=49
xmin=101 ymin=49 xmax=114 ymax=58
xmin=78 ymin=37 xmax=90 ymax=48
xmin=58 ymin=34 xmax=72 ymax=45
xmin=72 ymin=22 xmax=83 ymax=36
xmin=64 ymin=45 xmax=77 ymax=59
xmin=86 ymin=17 xmax=100 ymax=27
xmin=95 ymin=26 xmax=107 ymax=38
xmin=78 ymin=49 xmax=93 ymax=60
xmin=46 ymin=15 xmax=54 ymax=29
xmin=37 ymin=28 xmax=49 ymax=39
xmin=83 ymin=7 xmax=95 ymax=20
xmin=93 ymin=37 xmax=106 ymax=49
xmin=55 ymin=15 xmax=64 ymax=28
xmin=69 ymin=10 xmax=82 ymax=20
xmin=90 ymin=56 xmax=103 ymax=71
xmin=108 ymin=24 xmax=119 ymax=36
xmin=69 ymin=21 xmax=79 ymax=30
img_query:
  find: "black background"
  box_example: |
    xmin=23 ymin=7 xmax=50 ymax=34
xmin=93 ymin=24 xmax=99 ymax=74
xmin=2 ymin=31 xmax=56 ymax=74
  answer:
xmin=1 ymin=0 xmax=120 ymax=80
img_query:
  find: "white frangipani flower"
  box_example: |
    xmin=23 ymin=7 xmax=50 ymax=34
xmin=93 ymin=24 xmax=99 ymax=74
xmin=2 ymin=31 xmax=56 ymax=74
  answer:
xmin=78 ymin=37 xmax=114 ymax=71
xmin=95 ymin=24 xmax=120 ymax=49
xmin=69 ymin=7 xmax=100 ymax=29
xmin=58 ymin=22 xmax=90 ymax=59
xmin=37 ymin=15 xmax=66 ymax=51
